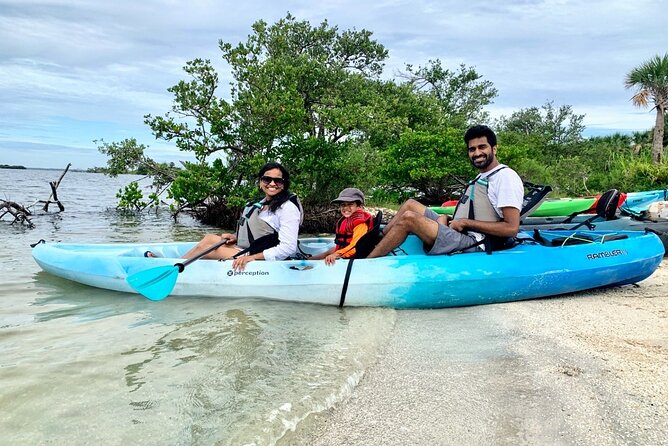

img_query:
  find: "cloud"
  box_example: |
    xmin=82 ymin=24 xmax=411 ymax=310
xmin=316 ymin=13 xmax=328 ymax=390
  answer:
xmin=1 ymin=0 xmax=666 ymax=168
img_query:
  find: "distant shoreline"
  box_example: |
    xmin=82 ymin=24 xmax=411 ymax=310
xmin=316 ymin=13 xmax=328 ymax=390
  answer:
xmin=0 ymin=166 xmax=92 ymax=172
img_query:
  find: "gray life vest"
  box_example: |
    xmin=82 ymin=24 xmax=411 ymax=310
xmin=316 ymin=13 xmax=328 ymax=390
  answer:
xmin=236 ymin=193 xmax=303 ymax=250
xmin=452 ymin=167 xmax=512 ymax=252
xmin=452 ymin=166 xmax=506 ymax=222
xmin=236 ymin=201 xmax=276 ymax=250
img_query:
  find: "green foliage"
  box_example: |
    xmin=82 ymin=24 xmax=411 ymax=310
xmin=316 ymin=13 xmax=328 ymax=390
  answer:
xmin=505 ymin=124 xmax=668 ymax=197
xmin=115 ymin=181 xmax=159 ymax=211
xmin=495 ymin=102 xmax=598 ymax=196
xmin=97 ymin=17 xmax=668 ymax=229
xmin=625 ymin=53 xmax=668 ymax=163
xmin=167 ymin=159 xmax=252 ymax=212
xmin=130 ymin=13 xmax=500 ymax=222
xmin=138 ymin=13 xmax=397 ymax=225
xmin=96 ymin=138 xmax=179 ymax=212
xmin=401 ymin=60 xmax=498 ymax=129
xmin=607 ymin=154 xmax=668 ymax=192
xmin=496 ymin=101 xmax=585 ymax=154
xmin=276 ymin=137 xmax=381 ymax=205
xmin=96 ymin=138 xmax=146 ymax=176
xmin=379 ymin=128 xmax=473 ymax=203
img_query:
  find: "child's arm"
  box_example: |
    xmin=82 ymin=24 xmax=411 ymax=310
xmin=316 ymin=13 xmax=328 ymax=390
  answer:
xmin=309 ymin=246 xmax=336 ymax=260
xmin=333 ymin=223 xmax=369 ymax=259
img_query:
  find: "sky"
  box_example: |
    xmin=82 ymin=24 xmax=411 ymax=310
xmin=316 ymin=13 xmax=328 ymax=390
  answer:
xmin=1 ymin=0 xmax=666 ymax=170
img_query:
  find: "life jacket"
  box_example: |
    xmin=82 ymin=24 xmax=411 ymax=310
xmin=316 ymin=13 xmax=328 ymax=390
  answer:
xmin=236 ymin=193 xmax=302 ymax=253
xmin=334 ymin=209 xmax=374 ymax=250
xmin=452 ymin=166 xmax=512 ymax=252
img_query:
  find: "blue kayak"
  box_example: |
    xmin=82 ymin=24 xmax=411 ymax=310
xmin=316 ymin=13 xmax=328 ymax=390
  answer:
xmin=31 ymin=230 xmax=663 ymax=308
xmin=520 ymin=215 xmax=668 ymax=255
xmin=620 ymin=189 xmax=668 ymax=217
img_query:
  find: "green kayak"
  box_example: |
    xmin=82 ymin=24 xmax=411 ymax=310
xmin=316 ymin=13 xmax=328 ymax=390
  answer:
xmin=431 ymin=197 xmax=597 ymax=217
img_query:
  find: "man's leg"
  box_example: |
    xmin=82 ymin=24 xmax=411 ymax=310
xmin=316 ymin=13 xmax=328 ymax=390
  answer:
xmin=382 ymin=199 xmax=428 ymax=234
xmin=367 ymin=209 xmax=440 ymax=258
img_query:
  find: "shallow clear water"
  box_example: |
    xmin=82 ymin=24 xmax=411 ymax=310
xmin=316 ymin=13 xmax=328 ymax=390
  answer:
xmin=0 ymin=168 xmax=395 ymax=445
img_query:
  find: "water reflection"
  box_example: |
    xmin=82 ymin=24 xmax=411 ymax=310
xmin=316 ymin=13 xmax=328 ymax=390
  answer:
xmin=31 ymin=272 xmax=139 ymax=322
xmin=114 ymin=301 xmax=395 ymax=445
xmin=2 ymin=170 xmax=396 ymax=446
xmin=106 ymin=209 xmax=145 ymax=229
xmin=122 ymin=308 xmax=263 ymax=395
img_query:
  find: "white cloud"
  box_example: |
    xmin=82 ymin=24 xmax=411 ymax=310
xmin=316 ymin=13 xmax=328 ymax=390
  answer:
xmin=0 ymin=0 xmax=666 ymax=168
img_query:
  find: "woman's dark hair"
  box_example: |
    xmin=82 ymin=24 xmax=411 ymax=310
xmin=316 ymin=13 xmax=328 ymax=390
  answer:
xmin=464 ymin=125 xmax=497 ymax=147
xmin=258 ymin=161 xmax=292 ymax=213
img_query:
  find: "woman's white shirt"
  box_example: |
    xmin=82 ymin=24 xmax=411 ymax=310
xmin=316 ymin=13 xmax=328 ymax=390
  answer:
xmin=259 ymin=200 xmax=301 ymax=261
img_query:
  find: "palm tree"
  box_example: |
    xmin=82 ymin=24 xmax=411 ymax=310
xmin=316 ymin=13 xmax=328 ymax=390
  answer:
xmin=625 ymin=53 xmax=668 ymax=164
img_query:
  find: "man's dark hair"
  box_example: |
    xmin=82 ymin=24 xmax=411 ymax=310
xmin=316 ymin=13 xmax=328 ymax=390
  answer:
xmin=464 ymin=125 xmax=497 ymax=147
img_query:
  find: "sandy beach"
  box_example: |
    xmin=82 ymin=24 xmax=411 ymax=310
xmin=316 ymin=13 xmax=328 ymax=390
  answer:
xmin=286 ymin=260 xmax=668 ymax=446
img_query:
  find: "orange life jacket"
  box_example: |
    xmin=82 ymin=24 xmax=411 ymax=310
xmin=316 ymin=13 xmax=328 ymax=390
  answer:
xmin=335 ymin=210 xmax=374 ymax=250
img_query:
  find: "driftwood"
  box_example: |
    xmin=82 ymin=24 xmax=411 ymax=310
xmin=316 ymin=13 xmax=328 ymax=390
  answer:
xmin=1 ymin=163 xmax=72 ymax=228
xmin=0 ymin=200 xmax=34 ymax=228
xmin=35 ymin=163 xmax=71 ymax=212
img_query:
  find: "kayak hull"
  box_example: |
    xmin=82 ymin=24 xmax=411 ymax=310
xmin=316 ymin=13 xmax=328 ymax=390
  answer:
xmin=620 ymin=189 xmax=668 ymax=217
xmin=32 ymin=232 xmax=664 ymax=308
xmin=521 ymin=216 xmax=668 ymax=255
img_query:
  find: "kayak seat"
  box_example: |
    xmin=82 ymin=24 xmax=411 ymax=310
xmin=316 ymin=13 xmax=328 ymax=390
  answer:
xmin=352 ymin=211 xmax=384 ymax=259
xmin=565 ymin=189 xmax=621 ymax=229
xmin=599 ymin=189 xmax=622 ymax=220
xmin=521 ymin=182 xmax=552 ymax=217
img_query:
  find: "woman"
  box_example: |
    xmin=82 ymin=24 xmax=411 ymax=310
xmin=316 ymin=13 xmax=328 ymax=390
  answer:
xmin=172 ymin=162 xmax=301 ymax=271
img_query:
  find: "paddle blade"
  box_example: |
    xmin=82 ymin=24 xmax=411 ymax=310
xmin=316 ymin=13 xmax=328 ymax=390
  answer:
xmin=126 ymin=265 xmax=180 ymax=301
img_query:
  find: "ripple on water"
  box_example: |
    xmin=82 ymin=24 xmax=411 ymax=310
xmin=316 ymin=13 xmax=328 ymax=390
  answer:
xmin=1 ymin=169 xmax=397 ymax=446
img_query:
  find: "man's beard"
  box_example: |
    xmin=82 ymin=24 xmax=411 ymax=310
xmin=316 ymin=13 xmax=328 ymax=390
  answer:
xmin=470 ymin=153 xmax=494 ymax=170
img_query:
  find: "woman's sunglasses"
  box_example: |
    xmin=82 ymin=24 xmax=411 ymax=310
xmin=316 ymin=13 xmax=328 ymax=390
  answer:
xmin=260 ymin=176 xmax=285 ymax=186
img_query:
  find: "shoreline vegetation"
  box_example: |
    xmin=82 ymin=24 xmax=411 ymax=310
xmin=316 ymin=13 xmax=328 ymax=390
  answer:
xmin=87 ymin=17 xmax=666 ymax=231
xmin=6 ymin=17 xmax=666 ymax=233
xmin=0 ymin=164 xmax=27 ymax=169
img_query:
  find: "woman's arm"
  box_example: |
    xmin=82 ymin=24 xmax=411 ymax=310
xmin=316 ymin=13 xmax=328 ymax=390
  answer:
xmin=231 ymin=249 xmax=265 ymax=271
xmin=260 ymin=201 xmax=301 ymax=261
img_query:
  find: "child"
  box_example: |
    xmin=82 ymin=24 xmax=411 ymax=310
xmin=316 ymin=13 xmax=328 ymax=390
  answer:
xmin=311 ymin=188 xmax=374 ymax=265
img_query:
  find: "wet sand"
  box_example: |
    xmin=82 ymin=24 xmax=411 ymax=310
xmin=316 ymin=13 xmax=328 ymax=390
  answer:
xmin=286 ymin=260 xmax=668 ymax=446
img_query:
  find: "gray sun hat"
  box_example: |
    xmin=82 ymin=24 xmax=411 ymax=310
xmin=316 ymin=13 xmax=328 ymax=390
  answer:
xmin=332 ymin=187 xmax=365 ymax=204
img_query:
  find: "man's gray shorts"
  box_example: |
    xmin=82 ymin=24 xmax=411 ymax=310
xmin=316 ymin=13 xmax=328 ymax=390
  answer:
xmin=423 ymin=208 xmax=479 ymax=255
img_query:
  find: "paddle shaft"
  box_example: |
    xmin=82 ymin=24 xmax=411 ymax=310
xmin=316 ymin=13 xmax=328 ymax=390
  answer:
xmin=178 ymin=238 xmax=230 ymax=270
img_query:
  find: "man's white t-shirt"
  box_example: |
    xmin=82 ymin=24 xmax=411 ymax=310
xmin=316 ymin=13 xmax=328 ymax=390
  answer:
xmin=478 ymin=164 xmax=524 ymax=218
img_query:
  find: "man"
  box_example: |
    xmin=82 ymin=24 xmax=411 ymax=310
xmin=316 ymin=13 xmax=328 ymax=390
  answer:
xmin=367 ymin=125 xmax=524 ymax=258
